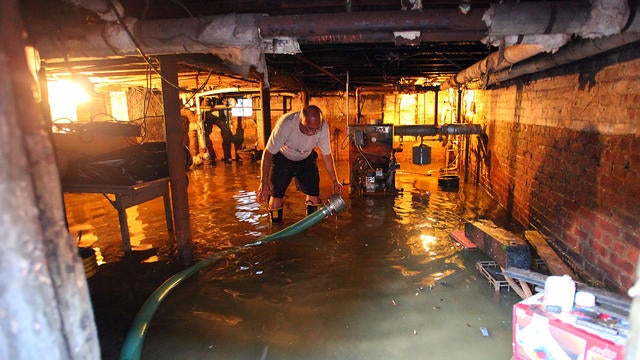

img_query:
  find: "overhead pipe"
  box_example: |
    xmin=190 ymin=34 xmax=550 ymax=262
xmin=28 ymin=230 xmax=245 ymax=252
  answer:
xmin=394 ymin=125 xmax=439 ymax=137
xmin=47 ymin=1 xmax=268 ymax=85
xmin=120 ymin=194 xmax=347 ymax=360
xmin=483 ymin=0 xmax=631 ymax=45
xmin=440 ymin=43 xmax=558 ymax=90
xmin=439 ymin=123 xmax=483 ymax=135
xmin=256 ymin=9 xmax=487 ymax=38
xmin=61 ymin=0 xmax=488 ymax=39
xmin=394 ymin=124 xmax=484 ymax=138
xmin=52 ymin=1 xmax=262 ymax=56
xmin=489 ymin=10 xmax=640 ymax=85
xmin=65 ymin=0 xmax=124 ymax=22
xmin=42 ymin=4 xmax=489 ymax=61
xmin=481 ymin=2 xmax=593 ymax=45
xmin=441 ymin=0 xmax=632 ymax=90
xmin=298 ymin=31 xmax=486 ymax=44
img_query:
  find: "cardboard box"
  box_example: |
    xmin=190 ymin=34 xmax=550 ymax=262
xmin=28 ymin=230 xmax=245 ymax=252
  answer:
xmin=513 ymin=294 xmax=626 ymax=360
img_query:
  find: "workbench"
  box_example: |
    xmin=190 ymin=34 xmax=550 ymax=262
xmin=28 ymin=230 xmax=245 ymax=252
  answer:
xmin=62 ymin=177 xmax=173 ymax=252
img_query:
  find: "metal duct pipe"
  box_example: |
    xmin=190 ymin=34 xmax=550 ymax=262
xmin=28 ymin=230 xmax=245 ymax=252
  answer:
xmin=42 ymin=5 xmax=488 ymax=60
xmin=394 ymin=124 xmax=484 ymax=137
xmin=394 ymin=125 xmax=439 ymax=137
xmin=299 ymin=30 xmax=486 ymax=44
xmin=257 ymin=9 xmax=487 ymax=37
xmin=439 ymin=124 xmax=484 ymax=135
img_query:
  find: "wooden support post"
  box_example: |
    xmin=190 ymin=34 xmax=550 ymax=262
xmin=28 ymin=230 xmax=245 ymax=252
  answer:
xmin=159 ymin=55 xmax=193 ymax=266
xmin=1 ymin=1 xmax=99 ymax=357
xmin=260 ymin=83 xmax=271 ymax=146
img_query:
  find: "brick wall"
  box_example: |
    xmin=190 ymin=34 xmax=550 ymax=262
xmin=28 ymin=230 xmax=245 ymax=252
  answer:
xmin=468 ymin=45 xmax=640 ymax=292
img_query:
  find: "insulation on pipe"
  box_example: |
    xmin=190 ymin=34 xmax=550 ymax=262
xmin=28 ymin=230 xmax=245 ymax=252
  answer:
xmin=489 ymin=32 xmax=640 ymax=85
xmin=440 ymin=44 xmax=548 ymax=90
xmin=488 ymin=3 xmax=640 ymax=86
xmin=441 ymin=0 xmax=631 ymax=90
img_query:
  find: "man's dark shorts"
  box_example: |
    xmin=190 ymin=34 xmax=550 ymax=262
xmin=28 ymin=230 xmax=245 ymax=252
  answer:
xmin=271 ymin=151 xmax=319 ymax=198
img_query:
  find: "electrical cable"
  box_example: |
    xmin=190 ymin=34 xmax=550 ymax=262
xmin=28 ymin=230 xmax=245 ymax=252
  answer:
xmin=354 ymin=143 xmax=375 ymax=172
xmin=107 ymin=0 xmax=183 ymax=91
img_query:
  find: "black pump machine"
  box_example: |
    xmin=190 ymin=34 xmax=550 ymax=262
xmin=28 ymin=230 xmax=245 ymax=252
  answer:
xmin=348 ymin=124 xmax=401 ymax=194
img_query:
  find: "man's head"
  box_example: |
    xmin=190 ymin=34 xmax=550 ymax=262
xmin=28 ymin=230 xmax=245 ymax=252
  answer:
xmin=299 ymin=105 xmax=323 ymax=136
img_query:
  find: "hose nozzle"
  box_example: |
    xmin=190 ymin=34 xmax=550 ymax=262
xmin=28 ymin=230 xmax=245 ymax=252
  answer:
xmin=323 ymin=193 xmax=347 ymax=215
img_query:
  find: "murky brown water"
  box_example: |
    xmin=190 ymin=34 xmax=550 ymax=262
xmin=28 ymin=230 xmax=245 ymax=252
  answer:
xmin=64 ymin=160 xmax=523 ymax=360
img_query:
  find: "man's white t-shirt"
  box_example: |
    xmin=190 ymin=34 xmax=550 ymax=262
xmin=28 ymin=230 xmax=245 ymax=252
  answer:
xmin=265 ymin=111 xmax=332 ymax=161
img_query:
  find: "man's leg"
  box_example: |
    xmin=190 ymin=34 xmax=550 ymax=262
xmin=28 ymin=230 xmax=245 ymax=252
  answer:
xmin=305 ymin=196 xmax=321 ymax=216
xmin=268 ymin=196 xmax=284 ymax=223
xmin=295 ymin=151 xmax=321 ymax=216
xmin=269 ymin=153 xmax=293 ymax=223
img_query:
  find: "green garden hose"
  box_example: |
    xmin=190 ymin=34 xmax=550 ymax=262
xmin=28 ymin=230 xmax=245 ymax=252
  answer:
xmin=120 ymin=194 xmax=346 ymax=360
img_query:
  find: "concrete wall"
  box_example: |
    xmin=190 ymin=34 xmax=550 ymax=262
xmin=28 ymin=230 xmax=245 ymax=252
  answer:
xmin=468 ymin=44 xmax=640 ymax=292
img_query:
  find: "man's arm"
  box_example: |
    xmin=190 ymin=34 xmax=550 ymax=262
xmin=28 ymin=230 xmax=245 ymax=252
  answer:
xmin=257 ymin=150 xmax=274 ymax=203
xmin=321 ymin=153 xmax=343 ymax=194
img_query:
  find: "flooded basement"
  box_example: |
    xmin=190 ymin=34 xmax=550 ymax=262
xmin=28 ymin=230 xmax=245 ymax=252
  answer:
xmin=64 ymin=160 xmax=524 ymax=360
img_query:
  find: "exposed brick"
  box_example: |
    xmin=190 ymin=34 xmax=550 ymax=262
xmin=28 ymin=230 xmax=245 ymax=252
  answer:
xmin=625 ymin=244 xmax=639 ymax=264
xmin=474 ymin=53 xmax=640 ymax=291
xmin=564 ymin=232 xmax=580 ymax=251
xmin=612 ymin=239 xmax=627 ymax=255
xmin=591 ymin=241 xmax=608 ymax=259
xmin=622 ymin=230 xmax=640 ymax=248
xmin=595 ymin=216 xmax=622 ymax=239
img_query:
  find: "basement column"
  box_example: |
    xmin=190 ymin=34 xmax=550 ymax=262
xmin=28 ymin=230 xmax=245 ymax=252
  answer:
xmin=434 ymin=90 xmax=439 ymax=126
xmin=261 ymin=83 xmax=272 ymax=144
xmin=159 ymin=55 xmax=193 ymax=266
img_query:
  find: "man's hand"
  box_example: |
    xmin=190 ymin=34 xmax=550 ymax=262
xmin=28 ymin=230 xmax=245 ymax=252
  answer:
xmin=333 ymin=180 xmax=344 ymax=194
xmin=257 ymin=180 xmax=272 ymax=203
xmin=257 ymin=151 xmax=274 ymax=204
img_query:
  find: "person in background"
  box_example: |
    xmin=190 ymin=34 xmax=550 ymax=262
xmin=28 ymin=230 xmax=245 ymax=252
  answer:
xmin=204 ymin=110 xmax=233 ymax=164
xmin=257 ymin=105 xmax=343 ymax=223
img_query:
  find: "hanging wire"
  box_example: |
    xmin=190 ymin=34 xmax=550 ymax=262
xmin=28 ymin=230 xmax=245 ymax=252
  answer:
xmin=106 ymin=0 xmax=222 ymax=110
xmin=180 ymin=70 xmax=214 ymax=109
xmin=107 ymin=0 xmax=182 ymax=91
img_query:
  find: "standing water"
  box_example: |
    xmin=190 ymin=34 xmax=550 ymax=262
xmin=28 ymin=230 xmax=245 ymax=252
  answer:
xmin=64 ymin=160 xmax=523 ymax=360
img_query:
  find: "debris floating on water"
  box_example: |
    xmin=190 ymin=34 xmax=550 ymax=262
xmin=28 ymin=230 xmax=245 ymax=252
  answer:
xmin=480 ymin=327 xmax=490 ymax=337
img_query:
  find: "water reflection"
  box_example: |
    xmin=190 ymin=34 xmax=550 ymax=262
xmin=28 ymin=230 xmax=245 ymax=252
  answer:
xmin=66 ymin=161 xmax=522 ymax=360
xmin=126 ymin=205 xmax=145 ymax=248
xmin=140 ymin=162 xmax=521 ymax=360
